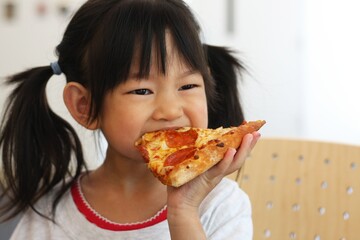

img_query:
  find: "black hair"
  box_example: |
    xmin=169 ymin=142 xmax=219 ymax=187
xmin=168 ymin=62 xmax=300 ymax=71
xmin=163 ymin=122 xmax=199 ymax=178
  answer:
xmin=205 ymin=44 xmax=245 ymax=128
xmin=0 ymin=0 xmax=244 ymax=221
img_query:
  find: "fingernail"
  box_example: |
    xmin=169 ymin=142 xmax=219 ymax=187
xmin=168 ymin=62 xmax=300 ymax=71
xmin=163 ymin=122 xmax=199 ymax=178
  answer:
xmin=248 ymin=134 xmax=254 ymax=141
xmin=228 ymin=147 xmax=237 ymax=156
xmin=254 ymin=132 xmax=261 ymax=139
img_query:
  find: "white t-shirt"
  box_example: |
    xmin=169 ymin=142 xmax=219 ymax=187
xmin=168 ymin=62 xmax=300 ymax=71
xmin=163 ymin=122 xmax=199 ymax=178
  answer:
xmin=11 ymin=178 xmax=252 ymax=240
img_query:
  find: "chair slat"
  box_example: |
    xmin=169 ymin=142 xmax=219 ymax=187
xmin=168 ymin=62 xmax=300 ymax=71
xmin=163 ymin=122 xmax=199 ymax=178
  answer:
xmin=237 ymin=138 xmax=360 ymax=240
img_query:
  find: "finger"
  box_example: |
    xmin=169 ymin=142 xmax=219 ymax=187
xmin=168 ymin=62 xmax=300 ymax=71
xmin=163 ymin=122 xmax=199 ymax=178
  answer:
xmin=205 ymin=147 xmax=236 ymax=180
xmin=249 ymin=131 xmax=261 ymax=150
xmin=235 ymin=133 xmax=254 ymax=161
xmin=202 ymin=133 xmax=259 ymax=182
xmin=226 ymin=133 xmax=256 ymax=173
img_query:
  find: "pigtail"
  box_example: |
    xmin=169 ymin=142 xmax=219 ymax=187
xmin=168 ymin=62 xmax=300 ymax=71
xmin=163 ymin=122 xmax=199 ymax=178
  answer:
xmin=205 ymin=44 xmax=245 ymax=128
xmin=0 ymin=67 xmax=85 ymax=220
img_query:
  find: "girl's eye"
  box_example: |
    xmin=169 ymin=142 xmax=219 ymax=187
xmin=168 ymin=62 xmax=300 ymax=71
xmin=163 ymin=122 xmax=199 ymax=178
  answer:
xmin=179 ymin=84 xmax=197 ymax=91
xmin=129 ymin=89 xmax=152 ymax=95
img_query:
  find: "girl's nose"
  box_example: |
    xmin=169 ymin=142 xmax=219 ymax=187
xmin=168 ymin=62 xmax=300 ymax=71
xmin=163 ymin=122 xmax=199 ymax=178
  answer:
xmin=152 ymin=93 xmax=183 ymax=121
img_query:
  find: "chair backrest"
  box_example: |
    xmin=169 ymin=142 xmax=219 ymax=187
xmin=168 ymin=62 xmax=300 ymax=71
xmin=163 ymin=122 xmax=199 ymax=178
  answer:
xmin=234 ymin=138 xmax=360 ymax=240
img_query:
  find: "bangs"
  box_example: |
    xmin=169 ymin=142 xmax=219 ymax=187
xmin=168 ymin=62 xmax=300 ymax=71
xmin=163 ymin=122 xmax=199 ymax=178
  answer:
xmin=88 ymin=0 xmax=208 ymax=87
xmin=81 ymin=0 xmax=216 ymax=122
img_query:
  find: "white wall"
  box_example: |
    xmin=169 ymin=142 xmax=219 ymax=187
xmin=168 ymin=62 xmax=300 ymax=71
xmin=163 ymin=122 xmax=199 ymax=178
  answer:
xmin=186 ymin=0 xmax=360 ymax=145
xmin=0 ymin=0 xmax=359 ymax=171
xmin=303 ymin=0 xmax=360 ymax=144
xmin=187 ymin=0 xmax=306 ymax=140
xmin=0 ymin=0 xmax=103 ymax=168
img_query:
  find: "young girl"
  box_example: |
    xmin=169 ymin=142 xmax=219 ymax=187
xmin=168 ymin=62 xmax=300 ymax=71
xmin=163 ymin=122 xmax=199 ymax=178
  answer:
xmin=0 ymin=0 xmax=260 ymax=239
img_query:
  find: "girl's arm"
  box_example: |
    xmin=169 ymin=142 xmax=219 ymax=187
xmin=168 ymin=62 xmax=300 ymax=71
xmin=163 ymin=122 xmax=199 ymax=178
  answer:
xmin=166 ymin=132 xmax=260 ymax=239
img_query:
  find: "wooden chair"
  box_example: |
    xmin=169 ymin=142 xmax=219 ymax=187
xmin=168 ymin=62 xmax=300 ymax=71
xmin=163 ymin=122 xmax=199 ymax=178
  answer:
xmin=231 ymin=138 xmax=360 ymax=240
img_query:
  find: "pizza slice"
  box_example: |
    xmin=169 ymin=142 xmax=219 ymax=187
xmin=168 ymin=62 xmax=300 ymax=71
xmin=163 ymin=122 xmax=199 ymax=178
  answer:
xmin=135 ymin=120 xmax=266 ymax=187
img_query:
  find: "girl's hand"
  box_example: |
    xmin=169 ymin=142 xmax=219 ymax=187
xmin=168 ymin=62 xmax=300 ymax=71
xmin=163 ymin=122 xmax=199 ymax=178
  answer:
xmin=166 ymin=131 xmax=261 ymax=211
xmin=166 ymin=132 xmax=260 ymax=240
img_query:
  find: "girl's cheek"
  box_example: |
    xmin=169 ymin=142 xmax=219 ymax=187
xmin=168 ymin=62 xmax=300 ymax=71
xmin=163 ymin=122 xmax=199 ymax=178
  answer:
xmin=194 ymin=99 xmax=208 ymax=128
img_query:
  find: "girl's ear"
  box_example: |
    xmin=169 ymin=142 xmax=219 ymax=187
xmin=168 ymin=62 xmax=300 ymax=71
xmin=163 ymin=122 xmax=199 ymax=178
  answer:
xmin=63 ymin=82 xmax=99 ymax=130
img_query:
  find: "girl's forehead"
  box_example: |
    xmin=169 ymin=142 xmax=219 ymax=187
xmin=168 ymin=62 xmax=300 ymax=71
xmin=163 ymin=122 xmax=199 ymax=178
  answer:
xmin=129 ymin=54 xmax=192 ymax=79
xmin=130 ymin=32 xmax=192 ymax=76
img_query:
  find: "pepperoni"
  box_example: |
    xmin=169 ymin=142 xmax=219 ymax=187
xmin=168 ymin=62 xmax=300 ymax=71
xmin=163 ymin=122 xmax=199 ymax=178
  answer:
xmin=164 ymin=147 xmax=197 ymax=166
xmin=165 ymin=129 xmax=198 ymax=148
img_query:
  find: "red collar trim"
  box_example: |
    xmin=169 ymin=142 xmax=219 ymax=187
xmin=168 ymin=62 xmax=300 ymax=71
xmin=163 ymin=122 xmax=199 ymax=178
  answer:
xmin=71 ymin=177 xmax=167 ymax=231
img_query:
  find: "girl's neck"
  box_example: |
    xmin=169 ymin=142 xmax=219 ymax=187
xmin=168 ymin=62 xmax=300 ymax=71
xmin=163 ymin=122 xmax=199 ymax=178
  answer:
xmin=95 ymin=146 xmax=158 ymax=189
xmin=80 ymin=161 xmax=167 ymax=224
xmin=87 ymin=161 xmax=160 ymax=191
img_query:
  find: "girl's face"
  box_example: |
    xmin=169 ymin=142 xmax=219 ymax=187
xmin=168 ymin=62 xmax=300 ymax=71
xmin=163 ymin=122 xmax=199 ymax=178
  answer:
xmin=99 ymin=35 xmax=208 ymax=162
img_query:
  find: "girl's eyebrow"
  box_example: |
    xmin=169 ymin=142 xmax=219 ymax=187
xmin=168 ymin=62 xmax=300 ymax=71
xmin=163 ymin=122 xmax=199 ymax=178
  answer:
xmin=128 ymin=69 xmax=199 ymax=80
xmin=128 ymin=72 xmax=152 ymax=81
xmin=128 ymin=72 xmax=142 ymax=79
xmin=178 ymin=69 xmax=199 ymax=79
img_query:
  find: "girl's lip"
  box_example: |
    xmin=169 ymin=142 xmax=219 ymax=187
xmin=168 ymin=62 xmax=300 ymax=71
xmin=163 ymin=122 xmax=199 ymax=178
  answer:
xmin=158 ymin=126 xmax=183 ymax=131
xmin=137 ymin=126 xmax=189 ymax=140
xmin=140 ymin=126 xmax=190 ymax=136
xmin=151 ymin=126 xmax=188 ymax=132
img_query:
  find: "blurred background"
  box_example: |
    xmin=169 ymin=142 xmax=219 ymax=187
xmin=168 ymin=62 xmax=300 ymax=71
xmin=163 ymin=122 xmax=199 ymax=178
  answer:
xmin=1 ymin=0 xmax=359 ymax=170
